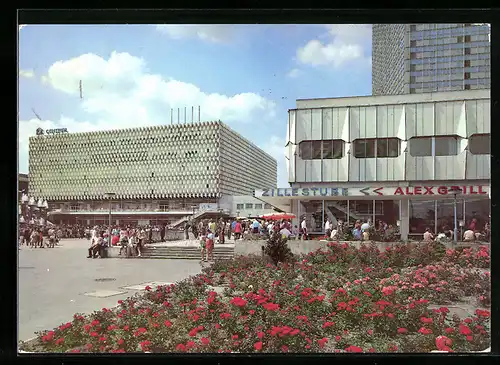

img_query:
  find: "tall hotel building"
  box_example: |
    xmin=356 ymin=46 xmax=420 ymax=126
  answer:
xmin=27 ymin=121 xmax=277 ymax=226
xmin=372 ymin=24 xmax=490 ymax=95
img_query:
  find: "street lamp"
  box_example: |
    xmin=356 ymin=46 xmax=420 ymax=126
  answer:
xmin=449 ymin=187 xmax=462 ymax=243
xmin=104 ymin=193 xmax=116 ymax=250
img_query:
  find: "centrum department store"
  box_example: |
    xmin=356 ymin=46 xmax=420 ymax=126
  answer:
xmin=256 ymin=90 xmax=490 ymax=240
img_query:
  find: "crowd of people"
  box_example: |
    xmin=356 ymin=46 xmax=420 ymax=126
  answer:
xmin=424 ymin=217 xmax=491 ymax=243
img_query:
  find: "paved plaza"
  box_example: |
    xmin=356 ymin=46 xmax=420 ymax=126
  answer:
xmin=18 ymin=239 xmax=202 ymax=341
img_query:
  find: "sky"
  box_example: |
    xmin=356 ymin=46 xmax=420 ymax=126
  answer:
xmin=18 ymin=24 xmax=372 ymax=187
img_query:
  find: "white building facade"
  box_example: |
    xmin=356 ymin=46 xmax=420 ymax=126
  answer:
xmin=256 ymin=90 xmax=490 ymax=240
xmin=28 ymin=121 xmax=277 ymax=226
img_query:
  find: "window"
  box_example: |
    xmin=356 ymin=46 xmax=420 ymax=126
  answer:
xmin=245 ymin=203 xmax=253 ymax=209
xmin=353 ymin=139 xmax=376 ymax=158
xmin=298 ymin=141 xmax=312 ymax=160
xmin=353 ymin=138 xmax=400 ymax=158
xmin=435 ymin=136 xmax=459 ymax=156
xmin=264 ymin=204 xmax=272 ymax=209
xmin=311 ymin=141 xmax=322 ymax=159
xmin=236 ymin=204 xmax=244 ymax=210
xmin=469 ymin=134 xmax=490 ymax=154
xmin=300 ymin=140 xmax=344 ymax=160
xmin=377 ymin=138 xmax=401 ymax=157
xmin=322 ymin=140 xmax=344 ymax=159
xmin=254 ymin=203 xmax=263 ymax=209
xmin=409 ymin=137 xmax=433 ymax=156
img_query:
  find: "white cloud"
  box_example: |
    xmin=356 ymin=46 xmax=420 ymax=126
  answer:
xmin=297 ymin=24 xmax=371 ymax=68
xmin=19 ymin=69 xmax=35 ymax=78
xmin=155 ymin=24 xmax=234 ymax=43
xmin=18 ymin=51 xmax=277 ymax=174
xmin=286 ymin=68 xmax=301 ymax=78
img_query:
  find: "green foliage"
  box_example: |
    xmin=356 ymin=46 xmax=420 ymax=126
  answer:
xmin=263 ymin=231 xmax=294 ymax=265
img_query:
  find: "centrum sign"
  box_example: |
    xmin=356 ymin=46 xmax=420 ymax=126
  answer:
xmin=255 ymin=185 xmax=489 ymax=198
xmin=46 ymin=128 xmax=68 ymax=134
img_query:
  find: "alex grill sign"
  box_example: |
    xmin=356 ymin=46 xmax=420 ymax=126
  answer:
xmin=255 ymin=185 xmax=489 ymax=198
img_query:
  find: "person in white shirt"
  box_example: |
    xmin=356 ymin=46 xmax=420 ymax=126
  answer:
xmin=324 ymin=219 xmax=331 ymax=237
xmin=301 ymin=218 xmax=307 ymax=240
xmin=361 ymin=220 xmax=370 ymax=232
xmin=463 ymin=230 xmax=475 ymax=242
xmin=280 ymin=227 xmax=291 ymax=239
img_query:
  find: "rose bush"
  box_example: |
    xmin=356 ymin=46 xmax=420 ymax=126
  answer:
xmin=20 ymin=242 xmax=490 ymax=353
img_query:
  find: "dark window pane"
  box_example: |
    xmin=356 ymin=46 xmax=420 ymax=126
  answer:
xmin=332 ymin=140 xmax=344 ymax=159
xmin=322 ymin=141 xmax=334 ymax=159
xmin=353 ymin=139 xmax=376 ymax=158
xmin=409 ymin=137 xmax=432 ymax=156
xmin=469 ymin=134 xmax=490 ymax=155
xmin=299 ymin=141 xmax=312 ymax=160
xmin=377 ymin=139 xmax=389 ymax=157
xmin=388 ymin=138 xmax=400 ymax=157
xmin=435 ymin=136 xmax=459 ymax=156
xmin=311 ymin=141 xmax=322 ymax=160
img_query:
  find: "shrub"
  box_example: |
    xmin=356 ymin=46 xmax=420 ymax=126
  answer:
xmin=263 ymin=231 xmax=294 ymax=266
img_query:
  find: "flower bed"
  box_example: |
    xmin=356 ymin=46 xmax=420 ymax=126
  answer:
xmin=19 ymin=242 xmax=490 ymax=353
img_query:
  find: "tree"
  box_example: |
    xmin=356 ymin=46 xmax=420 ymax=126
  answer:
xmin=263 ymin=231 xmax=294 ymax=265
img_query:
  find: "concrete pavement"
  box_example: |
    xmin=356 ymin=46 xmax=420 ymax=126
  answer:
xmin=18 ymin=239 xmax=202 ymax=341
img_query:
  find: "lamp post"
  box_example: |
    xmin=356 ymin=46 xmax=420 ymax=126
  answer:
xmin=104 ymin=193 xmax=116 ymax=249
xmin=449 ymin=187 xmax=462 ymax=243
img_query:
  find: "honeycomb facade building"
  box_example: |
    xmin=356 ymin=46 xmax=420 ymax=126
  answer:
xmin=28 ymin=121 xmax=277 ymax=226
xmin=372 ymin=24 xmax=491 ymax=95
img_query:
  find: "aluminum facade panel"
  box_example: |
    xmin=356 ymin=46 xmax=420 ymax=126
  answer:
xmin=289 ymin=92 xmax=489 ymax=184
xmin=296 ymin=109 xmax=311 ymax=143
xmin=435 ymin=153 xmax=466 ymax=180
xmin=466 ymin=154 xmax=490 ymax=179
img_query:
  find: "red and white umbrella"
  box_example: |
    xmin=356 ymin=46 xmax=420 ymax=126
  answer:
xmin=260 ymin=213 xmax=296 ymax=220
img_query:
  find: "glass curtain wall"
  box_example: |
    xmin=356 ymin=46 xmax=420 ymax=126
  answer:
xmin=301 ymin=200 xmax=400 ymax=233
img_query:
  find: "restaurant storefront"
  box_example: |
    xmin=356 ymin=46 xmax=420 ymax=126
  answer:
xmin=255 ymin=182 xmax=490 ymax=239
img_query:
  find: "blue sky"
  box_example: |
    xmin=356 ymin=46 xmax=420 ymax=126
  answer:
xmin=19 ymin=24 xmax=372 ymax=186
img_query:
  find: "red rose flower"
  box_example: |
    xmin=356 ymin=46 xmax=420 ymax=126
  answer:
xmin=418 ymin=327 xmax=432 ymax=335
xmin=176 ymin=344 xmax=186 ymax=351
xmin=164 ymin=320 xmax=172 ymax=327
xmin=397 ymin=328 xmax=408 ymax=334
xmin=317 ymin=337 xmax=328 ymax=348
xmin=435 ymin=336 xmax=453 ymax=352
xmin=201 ymin=337 xmax=210 ymax=345
xmin=459 ymin=324 xmax=472 ymax=336
xmin=230 ymin=297 xmax=248 ymax=307
xmin=420 ymin=317 xmax=433 ymax=324
xmin=345 ymin=345 xmax=363 ymax=353
xmin=254 ymin=341 xmax=263 ymax=351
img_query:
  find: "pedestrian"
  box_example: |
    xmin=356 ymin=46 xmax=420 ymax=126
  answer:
xmin=301 ymin=217 xmax=307 ymax=240
xmin=148 ymin=225 xmax=153 ymax=243
xmin=206 ymin=229 xmax=215 ymax=262
xmin=184 ymin=221 xmax=191 ymax=240
xmin=218 ymin=219 xmax=225 ymax=244
xmin=324 ymin=219 xmax=331 ymax=237
xmin=199 ymin=234 xmax=207 ymax=262
xmin=234 ymin=220 xmax=242 ymax=240
xmin=160 ymin=224 xmax=166 ymax=242
xmin=423 ymin=228 xmax=434 ymax=242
